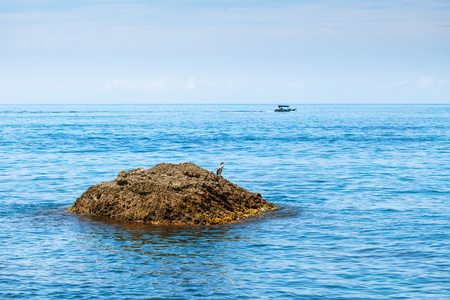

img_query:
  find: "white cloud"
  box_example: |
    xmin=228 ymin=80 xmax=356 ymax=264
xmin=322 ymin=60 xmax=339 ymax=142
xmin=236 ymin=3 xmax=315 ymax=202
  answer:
xmin=185 ymin=77 xmax=244 ymax=91
xmin=144 ymin=77 xmax=172 ymax=90
xmin=418 ymin=77 xmax=435 ymax=87
xmin=105 ymin=78 xmax=173 ymax=91
xmin=396 ymin=80 xmax=410 ymax=86
xmin=186 ymin=77 xmax=197 ymax=91
xmin=110 ymin=79 xmax=132 ymax=89
xmin=225 ymin=79 xmax=238 ymax=88
xmin=397 ymin=77 xmax=447 ymax=88
xmin=287 ymin=81 xmax=304 ymax=90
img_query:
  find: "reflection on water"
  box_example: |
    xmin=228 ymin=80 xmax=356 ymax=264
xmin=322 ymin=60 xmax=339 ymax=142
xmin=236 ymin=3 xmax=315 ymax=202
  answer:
xmin=2 ymin=206 xmax=301 ymax=299
xmin=75 ymin=215 xmax=240 ymax=294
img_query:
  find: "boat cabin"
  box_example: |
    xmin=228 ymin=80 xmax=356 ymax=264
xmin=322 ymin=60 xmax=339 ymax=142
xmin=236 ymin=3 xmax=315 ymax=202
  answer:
xmin=274 ymin=105 xmax=297 ymax=112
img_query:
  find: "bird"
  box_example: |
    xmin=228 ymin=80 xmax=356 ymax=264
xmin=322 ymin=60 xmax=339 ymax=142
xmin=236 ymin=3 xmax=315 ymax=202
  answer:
xmin=216 ymin=162 xmax=224 ymax=176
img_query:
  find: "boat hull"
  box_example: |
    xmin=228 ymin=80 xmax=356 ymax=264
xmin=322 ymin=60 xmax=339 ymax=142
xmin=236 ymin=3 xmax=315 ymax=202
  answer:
xmin=274 ymin=108 xmax=296 ymax=112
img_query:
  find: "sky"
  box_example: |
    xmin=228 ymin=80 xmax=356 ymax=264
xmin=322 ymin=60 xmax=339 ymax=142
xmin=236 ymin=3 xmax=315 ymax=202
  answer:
xmin=1 ymin=0 xmax=449 ymax=104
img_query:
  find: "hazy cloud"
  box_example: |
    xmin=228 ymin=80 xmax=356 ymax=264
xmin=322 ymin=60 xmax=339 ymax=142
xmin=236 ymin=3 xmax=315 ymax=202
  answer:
xmin=144 ymin=77 xmax=172 ymax=90
xmin=396 ymin=80 xmax=410 ymax=86
xmin=186 ymin=77 xmax=197 ymax=91
xmin=105 ymin=78 xmax=173 ymax=91
xmin=1 ymin=0 xmax=449 ymax=103
xmin=287 ymin=81 xmax=304 ymax=90
xmin=418 ymin=77 xmax=435 ymax=87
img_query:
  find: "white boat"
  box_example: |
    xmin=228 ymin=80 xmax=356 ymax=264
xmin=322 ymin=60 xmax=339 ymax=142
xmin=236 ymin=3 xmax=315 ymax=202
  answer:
xmin=274 ymin=105 xmax=296 ymax=112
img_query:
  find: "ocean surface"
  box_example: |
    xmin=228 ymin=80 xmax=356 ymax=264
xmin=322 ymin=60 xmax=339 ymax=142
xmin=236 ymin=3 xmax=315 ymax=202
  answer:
xmin=0 ymin=104 xmax=449 ymax=299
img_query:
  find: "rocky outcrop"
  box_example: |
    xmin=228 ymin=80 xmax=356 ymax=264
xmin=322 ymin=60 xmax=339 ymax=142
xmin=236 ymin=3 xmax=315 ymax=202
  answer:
xmin=69 ymin=162 xmax=276 ymax=225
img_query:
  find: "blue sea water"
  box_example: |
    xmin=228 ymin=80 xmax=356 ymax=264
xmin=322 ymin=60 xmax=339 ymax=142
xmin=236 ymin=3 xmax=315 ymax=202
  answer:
xmin=0 ymin=104 xmax=449 ymax=299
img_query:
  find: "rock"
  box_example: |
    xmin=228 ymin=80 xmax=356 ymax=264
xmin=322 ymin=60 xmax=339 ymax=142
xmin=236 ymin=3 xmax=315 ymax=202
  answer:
xmin=69 ymin=162 xmax=276 ymax=225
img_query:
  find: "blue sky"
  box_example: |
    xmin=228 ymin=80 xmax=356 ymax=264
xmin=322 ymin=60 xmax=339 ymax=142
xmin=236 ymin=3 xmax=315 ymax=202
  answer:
xmin=1 ymin=0 xmax=449 ymax=104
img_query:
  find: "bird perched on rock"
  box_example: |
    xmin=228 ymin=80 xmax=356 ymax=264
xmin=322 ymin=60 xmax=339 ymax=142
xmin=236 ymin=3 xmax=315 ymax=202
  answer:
xmin=216 ymin=162 xmax=224 ymax=176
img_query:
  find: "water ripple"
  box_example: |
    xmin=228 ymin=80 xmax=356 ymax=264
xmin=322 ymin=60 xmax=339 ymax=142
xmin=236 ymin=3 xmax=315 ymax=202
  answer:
xmin=0 ymin=104 xmax=449 ymax=299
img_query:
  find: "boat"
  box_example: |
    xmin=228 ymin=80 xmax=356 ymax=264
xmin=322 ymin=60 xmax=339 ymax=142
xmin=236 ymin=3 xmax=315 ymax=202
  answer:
xmin=274 ymin=105 xmax=296 ymax=112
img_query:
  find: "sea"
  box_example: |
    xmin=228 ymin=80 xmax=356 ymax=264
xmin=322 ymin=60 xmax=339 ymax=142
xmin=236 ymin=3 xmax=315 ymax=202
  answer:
xmin=0 ymin=104 xmax=449 ymax=299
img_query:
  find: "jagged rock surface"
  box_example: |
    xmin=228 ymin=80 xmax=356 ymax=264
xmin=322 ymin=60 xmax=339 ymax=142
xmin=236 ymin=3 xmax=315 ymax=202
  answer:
xmin=69 ymin=163 xmax=276 ymax=225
